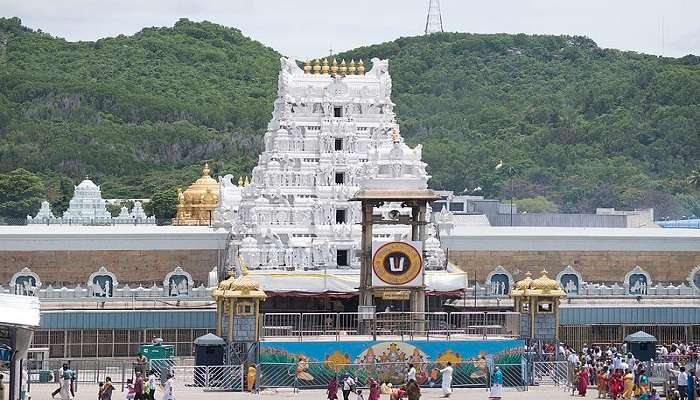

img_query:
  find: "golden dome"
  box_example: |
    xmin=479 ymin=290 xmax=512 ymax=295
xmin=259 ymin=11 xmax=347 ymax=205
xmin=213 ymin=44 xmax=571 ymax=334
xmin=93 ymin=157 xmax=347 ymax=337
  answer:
xmin=172 ymin=163 xmax=220 ymax=225
xmin=515 ymin=271 xmax=533 ymax=290
xmin=357 ymin=59 xmax=365 ymax=75
xmin=531 ymin=269 xmax=561 ymax=292
xmin=213 ymin=269 xmax=267 ymax=300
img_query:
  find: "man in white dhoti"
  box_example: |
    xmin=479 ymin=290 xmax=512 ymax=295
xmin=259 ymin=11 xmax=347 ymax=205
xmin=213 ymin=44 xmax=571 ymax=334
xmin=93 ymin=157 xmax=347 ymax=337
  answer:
xmin=440 ymin=362 xmax=454 ymax=397
xmin=489 ymin=366 xmax=504 ymax=399
xmin=59 ymin=368 xmax=73 ymax=400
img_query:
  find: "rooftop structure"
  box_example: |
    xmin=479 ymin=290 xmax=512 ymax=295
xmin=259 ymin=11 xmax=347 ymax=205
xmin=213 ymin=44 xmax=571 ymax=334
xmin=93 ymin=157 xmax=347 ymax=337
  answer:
xmin=27 ymin=178 xmax=154 ymax=225
xmin=432 ymin=191 xmax=656 ymax=228
xmin=173 ymin=163 xmax=220 ymax=226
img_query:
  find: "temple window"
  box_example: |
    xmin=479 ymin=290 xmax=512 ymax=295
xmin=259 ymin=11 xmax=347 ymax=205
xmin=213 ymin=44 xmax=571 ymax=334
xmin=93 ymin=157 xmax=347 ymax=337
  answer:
xmin=333 ymin=106 xmax=342 ymax=118
xmin=337 ymin=250 xmax=348 ymax=267
xmin=336 ymin=209 xmax=346 ymax=224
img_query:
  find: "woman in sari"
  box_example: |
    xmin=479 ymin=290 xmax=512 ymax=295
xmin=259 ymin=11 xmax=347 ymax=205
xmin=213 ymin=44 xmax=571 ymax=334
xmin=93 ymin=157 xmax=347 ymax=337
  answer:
xmin=326 ymin=376 xmax=338 ymax=400
xmin=638 ymin=369 xmax=649 ymax=400
xmin=622 ymin=369 xmax=634 ymax=400
xmin=609 ymin=369 xmax=623 ymax=400
xmin=578 ymin=367 xmax=589 ymax=396
xmin=367 ymin=379 xmax=381 ymax=400
xmin=597 ymin=366 xmax=608 ymax=398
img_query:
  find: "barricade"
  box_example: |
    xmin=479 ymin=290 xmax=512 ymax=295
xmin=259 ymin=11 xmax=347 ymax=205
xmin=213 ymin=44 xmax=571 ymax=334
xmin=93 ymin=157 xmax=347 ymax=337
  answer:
xmin=169 ymin=365 xmax=244 ymax=391
xmin=259 ymin=311 xmax=520 ymax=340
xmin=532 ymin=361 xmax=569 ymax=388
xmin=256 ymin=358 xmax=527 ymax=391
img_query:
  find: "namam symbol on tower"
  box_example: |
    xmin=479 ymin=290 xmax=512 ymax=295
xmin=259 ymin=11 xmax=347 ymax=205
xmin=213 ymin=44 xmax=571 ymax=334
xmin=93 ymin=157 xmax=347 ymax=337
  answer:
xmin=425 ymin=0 xmax=444 ymax=34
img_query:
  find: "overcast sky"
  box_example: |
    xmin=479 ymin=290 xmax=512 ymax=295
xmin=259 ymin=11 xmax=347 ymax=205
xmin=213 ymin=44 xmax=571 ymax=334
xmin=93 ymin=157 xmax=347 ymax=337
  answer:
xmin=2 ymin=0 xmax=699 ymax=59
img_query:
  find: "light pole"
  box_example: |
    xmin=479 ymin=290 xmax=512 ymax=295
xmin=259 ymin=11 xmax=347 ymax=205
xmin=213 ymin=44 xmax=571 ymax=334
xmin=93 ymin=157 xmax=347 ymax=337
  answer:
xmin=495 ymin=161 xmax=518 ymax=226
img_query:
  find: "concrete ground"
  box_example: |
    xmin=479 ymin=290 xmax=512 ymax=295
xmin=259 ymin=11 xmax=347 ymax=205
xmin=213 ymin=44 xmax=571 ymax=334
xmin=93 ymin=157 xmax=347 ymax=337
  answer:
xmin=29 ymin=383 xmax=585 ymax=400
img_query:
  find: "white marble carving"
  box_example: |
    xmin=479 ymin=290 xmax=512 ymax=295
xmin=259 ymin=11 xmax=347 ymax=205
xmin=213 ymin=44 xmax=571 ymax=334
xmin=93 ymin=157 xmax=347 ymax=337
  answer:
xmin=88 ymin=266 xmax=118 ymax=298
xmin=486 ymin=265 xmax=513 ymax=296
xmin=624 ymin=265 xmax=652 ymax=295
xmin=10 ymin=267 xmax=42 ymax=296
xmin=163 ymin=266 xmax=194 ymax=297
xmin=556 ymin=265 xmax=583 ymax=296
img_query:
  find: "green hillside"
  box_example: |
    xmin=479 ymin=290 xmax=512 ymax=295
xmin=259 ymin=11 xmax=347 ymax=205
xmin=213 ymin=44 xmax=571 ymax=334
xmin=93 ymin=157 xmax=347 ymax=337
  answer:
xmin=1 ymin=17 xmax=699 ymax=219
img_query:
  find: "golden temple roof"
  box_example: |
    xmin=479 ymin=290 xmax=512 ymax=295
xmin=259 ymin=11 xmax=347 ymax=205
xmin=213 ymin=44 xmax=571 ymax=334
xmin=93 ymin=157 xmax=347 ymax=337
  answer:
xmin=510 ymin=270 xmax=566 ymax=298
xmin=304 ymin=58 xmax=366 ymax=76
xmin=172 ymin=163 xmax=220 ymax=226
xmin=213 ymin=267 xmax=267 ymax=300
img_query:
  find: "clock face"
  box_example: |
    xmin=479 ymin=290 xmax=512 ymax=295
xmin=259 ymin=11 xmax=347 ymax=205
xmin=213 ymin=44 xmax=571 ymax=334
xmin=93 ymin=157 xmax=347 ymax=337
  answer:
xmin=372 ymin=242 xmax=422 ymax=285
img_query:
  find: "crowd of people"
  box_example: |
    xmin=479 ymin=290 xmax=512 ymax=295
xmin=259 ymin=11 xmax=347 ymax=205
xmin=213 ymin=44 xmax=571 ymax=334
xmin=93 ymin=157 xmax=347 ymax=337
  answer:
xmin=557 ymin=341 xmax=699 ymax=400
xmin=323 ymin=361 xmax=506 ymax=400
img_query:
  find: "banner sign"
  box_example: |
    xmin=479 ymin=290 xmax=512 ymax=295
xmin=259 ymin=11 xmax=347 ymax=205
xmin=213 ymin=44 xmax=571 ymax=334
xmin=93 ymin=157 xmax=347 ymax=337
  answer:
xmin=371 ymin=241 xmax=423 ymax=287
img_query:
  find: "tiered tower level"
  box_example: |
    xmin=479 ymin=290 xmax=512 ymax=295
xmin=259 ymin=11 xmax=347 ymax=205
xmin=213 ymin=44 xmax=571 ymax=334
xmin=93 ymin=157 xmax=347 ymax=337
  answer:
xmin=214 ymin=57 xmax=445 ymax=272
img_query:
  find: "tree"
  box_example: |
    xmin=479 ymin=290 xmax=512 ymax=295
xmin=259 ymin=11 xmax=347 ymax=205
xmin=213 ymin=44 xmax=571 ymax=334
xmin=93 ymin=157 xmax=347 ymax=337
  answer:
xmin=515 ymin=196 xmax=560 ymax=214
xmin=146 ymin=188 xmax=178 ymax=221
xmin=687 ymin=169 xmax=700 ymax=190
xmin=0 ymin=168 xmax=45 ymax=219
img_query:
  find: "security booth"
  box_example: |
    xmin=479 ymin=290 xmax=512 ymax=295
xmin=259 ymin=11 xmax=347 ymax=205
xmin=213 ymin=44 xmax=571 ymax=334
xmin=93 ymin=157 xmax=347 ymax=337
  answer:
xmin=0 ymin=293 xmax=40 ymax=400
xmin=624 ymin=331 xmax=657 ymax=362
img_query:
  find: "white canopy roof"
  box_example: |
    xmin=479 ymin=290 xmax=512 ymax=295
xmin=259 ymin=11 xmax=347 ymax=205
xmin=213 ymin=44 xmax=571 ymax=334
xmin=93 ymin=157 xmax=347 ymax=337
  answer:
xmin=245 ymin=270 xmax=467 ymax=297
xmin=0 ymin=293 xmax=40 ymax=329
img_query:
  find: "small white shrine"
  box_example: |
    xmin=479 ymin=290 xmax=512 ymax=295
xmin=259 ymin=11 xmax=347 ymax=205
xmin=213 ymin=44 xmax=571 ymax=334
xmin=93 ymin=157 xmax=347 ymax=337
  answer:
xmin=27 ymin=179 xmax=155 ymax=225
xmin=212 ymin=57 xmax=448 ymax=277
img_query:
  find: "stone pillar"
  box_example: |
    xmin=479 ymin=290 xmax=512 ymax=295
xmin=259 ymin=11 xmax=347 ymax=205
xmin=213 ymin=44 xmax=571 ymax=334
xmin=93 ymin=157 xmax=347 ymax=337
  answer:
xmin=227 ymin=299 xmax=235 ymax=342
xmin=359 ymin=202 xmax=374 ymax=308
xmin=216 ymin=299 xmax=223 ymax=337
xmin=411 ymin=202 xmax=427 ymax=333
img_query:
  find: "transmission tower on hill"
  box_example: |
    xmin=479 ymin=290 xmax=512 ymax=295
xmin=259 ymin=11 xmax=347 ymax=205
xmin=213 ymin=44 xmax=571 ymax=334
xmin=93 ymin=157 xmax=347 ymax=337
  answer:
xmin=425 ymin=0 xmax=444 ymax=34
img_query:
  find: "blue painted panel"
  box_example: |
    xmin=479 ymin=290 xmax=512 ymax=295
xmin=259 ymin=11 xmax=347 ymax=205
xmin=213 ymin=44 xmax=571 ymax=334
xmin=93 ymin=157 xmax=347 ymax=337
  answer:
xmin=40 ymin=310 xmax=217 ymax=330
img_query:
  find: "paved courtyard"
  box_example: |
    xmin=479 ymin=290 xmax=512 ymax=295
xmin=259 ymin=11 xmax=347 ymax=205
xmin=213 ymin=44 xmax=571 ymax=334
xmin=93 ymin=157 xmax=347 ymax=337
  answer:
xmin=30 ymin=383 xmax=584 ymax=400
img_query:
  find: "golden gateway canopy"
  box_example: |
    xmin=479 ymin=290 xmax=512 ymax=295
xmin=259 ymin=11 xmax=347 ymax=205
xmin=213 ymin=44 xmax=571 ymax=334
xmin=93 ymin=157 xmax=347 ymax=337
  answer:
xmin=173 ymin=163 xmax=219 ymax=226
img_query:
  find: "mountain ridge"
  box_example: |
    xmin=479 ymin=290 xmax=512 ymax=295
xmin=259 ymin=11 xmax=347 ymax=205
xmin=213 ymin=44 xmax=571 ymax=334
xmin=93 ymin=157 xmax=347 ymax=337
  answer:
xmin=0 ymin=17 xmax=699 ymax=219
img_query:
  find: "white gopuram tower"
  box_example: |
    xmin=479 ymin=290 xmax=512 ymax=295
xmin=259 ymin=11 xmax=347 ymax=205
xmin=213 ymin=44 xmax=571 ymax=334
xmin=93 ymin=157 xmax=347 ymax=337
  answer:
xmin=214 ymin=58 xmax=447 ymax=280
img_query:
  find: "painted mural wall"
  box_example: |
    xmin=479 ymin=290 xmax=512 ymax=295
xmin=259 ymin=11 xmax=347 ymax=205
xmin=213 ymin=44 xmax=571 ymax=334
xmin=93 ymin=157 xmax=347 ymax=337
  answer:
xmin=259 ymin=339 xmax=524 ymax=388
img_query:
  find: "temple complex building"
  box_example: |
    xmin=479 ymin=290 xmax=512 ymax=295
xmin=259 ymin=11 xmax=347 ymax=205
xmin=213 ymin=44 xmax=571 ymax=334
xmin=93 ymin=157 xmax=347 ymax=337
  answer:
xmin=27 ymin=178 xmax=155 ymax=225
xmin=172 ymin=163 xmax=220 ymax=226
xmin=3 ymin=57 xmax=700 ymax=357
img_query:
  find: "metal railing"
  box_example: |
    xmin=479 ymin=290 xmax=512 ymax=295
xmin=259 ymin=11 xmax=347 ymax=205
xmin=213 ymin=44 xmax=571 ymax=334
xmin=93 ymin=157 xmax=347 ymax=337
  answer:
xmin=261 ymin=311 xmax=520 ymax=341
xmin=168 ymin=365 xmax=243 ymax=391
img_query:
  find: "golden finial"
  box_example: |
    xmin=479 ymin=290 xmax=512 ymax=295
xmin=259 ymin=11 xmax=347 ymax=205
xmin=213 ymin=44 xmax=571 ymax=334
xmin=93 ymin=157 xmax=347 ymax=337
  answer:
xmin=202 ymin=163 xmax=211 ymax=177
xmin=330 ymin=58 xmax=338 ymax=75
xmin=303 ymin=60 xmax=311 ymax=74
xmin=244 ymin=176 xmax=250 ymax=186
xmin=541 ymin=269 xmax=548 ymax=277
xmin=348 ymin=59 xmax=356 ymax=75
xmin=391 ymin=129 xmax=399 ymax=143
xmin=312 ymin=59 xmax=321 ymax=74
xmin=339 ymin=59 xmax=347 ymax=75
xmin=357 ymin=59 xmax=365 ymax=75
xmin=238 ymin=176 xmax=244 ymax=186
xmin=321 ymin=58 xmax=330 ymax=74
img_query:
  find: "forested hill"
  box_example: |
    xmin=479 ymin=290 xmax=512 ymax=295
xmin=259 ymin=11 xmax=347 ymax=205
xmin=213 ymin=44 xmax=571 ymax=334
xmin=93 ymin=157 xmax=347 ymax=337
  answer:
xmin=1 ymin=17 xmax=699 ymax=219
